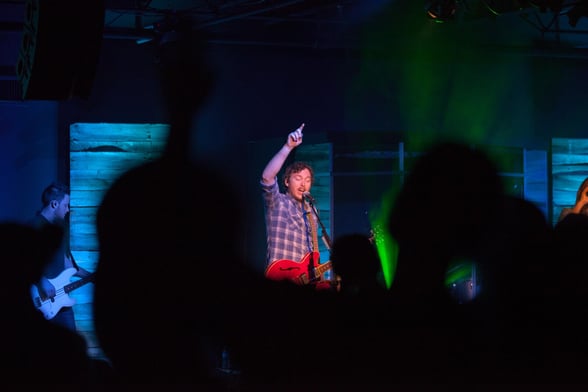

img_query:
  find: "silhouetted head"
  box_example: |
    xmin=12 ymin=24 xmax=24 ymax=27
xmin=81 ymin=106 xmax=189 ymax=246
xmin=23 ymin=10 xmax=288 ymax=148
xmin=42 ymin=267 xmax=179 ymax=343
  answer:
xmin=386 ymin=141 xmax=505 ymax=302
xmin=551 ymin=212 xmax=588 ymax=298
xmin=1 ymin=222 xmax=63 ymax=292
xmin=93 ymin=158 xmax=244 ymax=383
xmin=474 ymin=195 xmax=553 ymax=307
xmin=388 ymin=141 xmax=504 ymax=259
xmin=331 ymin=233 xmax=383 ymax=293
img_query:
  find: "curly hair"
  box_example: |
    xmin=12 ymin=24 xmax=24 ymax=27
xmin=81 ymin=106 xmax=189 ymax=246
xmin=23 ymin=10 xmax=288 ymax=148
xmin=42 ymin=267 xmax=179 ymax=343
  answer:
xmin=282 ymin=161 xmax=314 ymax=185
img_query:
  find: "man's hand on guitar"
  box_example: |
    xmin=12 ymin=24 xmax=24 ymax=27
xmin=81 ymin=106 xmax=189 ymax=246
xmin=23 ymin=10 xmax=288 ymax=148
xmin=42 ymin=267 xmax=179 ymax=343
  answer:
xmin=38 ymin=276 xmax=56 ymax=300
xmin=31 ymin=268 xmax=96 ymax=319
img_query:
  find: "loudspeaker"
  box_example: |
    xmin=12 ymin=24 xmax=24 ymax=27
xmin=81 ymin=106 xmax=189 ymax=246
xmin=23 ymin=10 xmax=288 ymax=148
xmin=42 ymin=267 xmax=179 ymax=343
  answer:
xmin=16 ymin=0 xmax=105 ymax=100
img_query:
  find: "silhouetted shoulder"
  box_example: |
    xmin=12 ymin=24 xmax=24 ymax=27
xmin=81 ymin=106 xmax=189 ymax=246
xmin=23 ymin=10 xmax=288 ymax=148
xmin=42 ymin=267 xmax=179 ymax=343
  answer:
xmin=1 ymin=222 xmax=94 ymax=384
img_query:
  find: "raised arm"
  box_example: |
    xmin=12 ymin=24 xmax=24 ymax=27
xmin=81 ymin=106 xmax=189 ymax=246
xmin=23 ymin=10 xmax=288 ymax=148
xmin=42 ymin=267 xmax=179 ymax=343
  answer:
xmin=261 ymin=123 xmax=305 ymax=186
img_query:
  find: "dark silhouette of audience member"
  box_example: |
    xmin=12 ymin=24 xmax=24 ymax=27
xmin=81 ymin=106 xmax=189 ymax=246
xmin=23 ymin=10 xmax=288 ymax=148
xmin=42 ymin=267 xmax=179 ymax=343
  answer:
xmin=384 ymin=141 xmax=566 ymax=384
xmin=385 ymin=141 xmax=506 ymax=384
xmin=326 ymin=232 xmax=394 ymax=383
xmin=475 ymin=195 xmax=553 ymax=311
xmin=330 ymin=232 xmax=385 ymax=296
xmin=548 ymin=212 xmax=588 ymax=380
xmin=91 ymin=23 xmax=247 ymax=387
xmin=1 ymin=222 xmax=95 ymax=385
xmin=470 ymin=194 xmax=555 ymax=383
xmin=93 ymin=156 xmax=247 ymax=385
xmin=552 ymin=212 xmax=588 ymax=298
xmin=387 ymin=141 xmax=505 ymax=313
xmin=227 ymin=276 xmax=345 ymax=389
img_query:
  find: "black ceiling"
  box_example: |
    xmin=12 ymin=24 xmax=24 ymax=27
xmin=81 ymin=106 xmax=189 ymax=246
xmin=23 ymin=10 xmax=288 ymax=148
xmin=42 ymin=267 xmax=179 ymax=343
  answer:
xmin=0 ymin=0 xmax=368 ymax=49
xmin=126 ymin=1 xmax=359 ymax=43
xmin=2 ymin=1 xmax=588 ymax=53
xmin=2 ymin=0 xmax=588 ymax=100
xmin=96 ymin=0 xmax=588 ymax=50
xmin=101 ymin=0 xmax=362 ymax=48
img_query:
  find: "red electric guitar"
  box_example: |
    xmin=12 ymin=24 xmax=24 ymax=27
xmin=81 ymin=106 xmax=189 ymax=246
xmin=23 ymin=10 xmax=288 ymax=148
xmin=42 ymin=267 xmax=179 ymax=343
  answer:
xmin=264 ymin=251 xmax=336 ymax=290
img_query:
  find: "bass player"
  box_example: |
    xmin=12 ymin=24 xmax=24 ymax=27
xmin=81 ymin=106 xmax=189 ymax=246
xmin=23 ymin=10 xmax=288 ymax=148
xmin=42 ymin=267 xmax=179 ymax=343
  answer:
xmin=29 ymin=181 xmax=93 ymax=332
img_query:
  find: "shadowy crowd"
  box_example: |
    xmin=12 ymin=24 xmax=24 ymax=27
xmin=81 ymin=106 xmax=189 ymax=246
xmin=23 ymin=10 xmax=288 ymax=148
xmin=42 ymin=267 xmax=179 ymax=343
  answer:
xmin=5 ymin=24 xmax=588 ymax=390
xmin=6 ymin=137 xmax=588 ymax=389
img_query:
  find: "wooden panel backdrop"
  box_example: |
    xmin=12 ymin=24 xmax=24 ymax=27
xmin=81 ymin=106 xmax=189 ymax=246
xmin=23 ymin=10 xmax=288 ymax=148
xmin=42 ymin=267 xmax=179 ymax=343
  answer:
xmin=552 ymin=138 xmax=588 ymax=227
xmin=523 ymin=149 xmax=549 ymax=219
xmin=69 ymin=123 xmax=169 ymax=359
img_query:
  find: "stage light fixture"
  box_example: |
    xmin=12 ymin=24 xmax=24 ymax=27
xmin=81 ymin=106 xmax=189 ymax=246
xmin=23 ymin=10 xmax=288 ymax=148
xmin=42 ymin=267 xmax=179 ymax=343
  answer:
xmin=425 ymin=0 xmax=458 ymax=22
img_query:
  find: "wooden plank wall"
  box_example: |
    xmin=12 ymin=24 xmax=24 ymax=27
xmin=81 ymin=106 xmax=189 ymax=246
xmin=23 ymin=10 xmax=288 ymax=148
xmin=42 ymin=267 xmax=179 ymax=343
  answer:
xmin=552 ymin=138 xmax=588 ymax=227
xmin=69 ymin=123 xmax=169 ymax=359
xmin=523 ymin=149 xmax=549 ymax=219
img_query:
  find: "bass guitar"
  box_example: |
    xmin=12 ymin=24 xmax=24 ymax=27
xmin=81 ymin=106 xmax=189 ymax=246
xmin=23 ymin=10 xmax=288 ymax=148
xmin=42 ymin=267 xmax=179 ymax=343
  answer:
xmin=264 ymin=251 xmax=335 ymax=290
xmin=30 ymin=267 xmax=95 ymax=320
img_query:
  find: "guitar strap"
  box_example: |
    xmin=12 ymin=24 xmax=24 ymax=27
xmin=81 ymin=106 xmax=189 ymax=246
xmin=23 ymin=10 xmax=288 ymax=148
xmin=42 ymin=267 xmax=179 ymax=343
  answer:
xmin=67 ymin=249 xmax=81 ymax=270
xmin=308 ymin=210 xmax=319 ymax=255
xmin=306 ymin=206 xmax=320 ymax=271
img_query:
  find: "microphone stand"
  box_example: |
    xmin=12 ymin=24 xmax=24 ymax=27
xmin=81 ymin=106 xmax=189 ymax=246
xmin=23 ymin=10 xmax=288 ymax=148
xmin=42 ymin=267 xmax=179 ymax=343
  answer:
xmin=305 ymin=196 xmax=335 ymax=289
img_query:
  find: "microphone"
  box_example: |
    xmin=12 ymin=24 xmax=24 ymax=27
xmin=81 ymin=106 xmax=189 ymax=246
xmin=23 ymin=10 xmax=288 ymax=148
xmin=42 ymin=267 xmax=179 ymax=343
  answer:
xmin=303 ymin=192 xmax=315 ymax=203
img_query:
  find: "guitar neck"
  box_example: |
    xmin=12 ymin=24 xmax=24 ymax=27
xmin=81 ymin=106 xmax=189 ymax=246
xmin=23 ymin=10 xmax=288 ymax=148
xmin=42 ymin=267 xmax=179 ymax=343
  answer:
xmin=315 ymin=260 xmax=332 ymax=275
xmin=64 ymin=273 xmax=95 ymax=294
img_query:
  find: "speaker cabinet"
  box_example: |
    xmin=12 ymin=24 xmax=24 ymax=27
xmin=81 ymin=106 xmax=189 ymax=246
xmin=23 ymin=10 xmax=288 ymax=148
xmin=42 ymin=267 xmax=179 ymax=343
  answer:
xmin=16 ymin=0 xmax=105 ymax=100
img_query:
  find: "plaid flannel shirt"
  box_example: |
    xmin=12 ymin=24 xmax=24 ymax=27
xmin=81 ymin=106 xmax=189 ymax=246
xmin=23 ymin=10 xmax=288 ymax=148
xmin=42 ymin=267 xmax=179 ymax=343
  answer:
xmin=262 ymin=180 xmax=317 ymax=265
